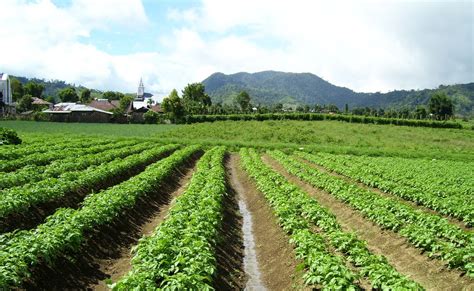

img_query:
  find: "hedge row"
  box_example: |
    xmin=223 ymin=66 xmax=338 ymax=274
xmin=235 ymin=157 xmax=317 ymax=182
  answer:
xmin=185 ymin=113 xmax=463 ymax=129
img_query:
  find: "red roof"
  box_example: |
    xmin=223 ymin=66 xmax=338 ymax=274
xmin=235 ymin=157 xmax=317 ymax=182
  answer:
xmin=150 ymin=104 xmax=163 ymax=113
xmin=88 ymin=100 xmax=119 ymax=112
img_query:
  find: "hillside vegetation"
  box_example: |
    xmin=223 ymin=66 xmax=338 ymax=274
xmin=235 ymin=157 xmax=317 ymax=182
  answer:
xmin=202 ymin=71 xmax=473 ymax=115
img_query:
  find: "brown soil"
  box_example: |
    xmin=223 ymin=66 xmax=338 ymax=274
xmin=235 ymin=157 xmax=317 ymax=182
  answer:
xmin=22 ymin=153 xmax=202 ymax=291
xmin=229 ymin=154 xmax=307 ymax=291
xmin=298 ymin=156 xmax=472 ymax=232
xmin=0 ymin=149 xmax=176 ymax=234
xmin=263 ymin=154 xmax=474 ymax=291
xmin=212 ymin=154 xmax=246 ymax=290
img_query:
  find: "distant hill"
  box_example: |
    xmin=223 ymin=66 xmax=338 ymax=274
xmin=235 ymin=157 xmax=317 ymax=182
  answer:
xmin=202 ymin=71 xmax=473 ymax=115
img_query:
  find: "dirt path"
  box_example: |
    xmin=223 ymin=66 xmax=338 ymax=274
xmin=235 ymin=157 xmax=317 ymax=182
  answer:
xmin=298 ymin=156 xmax=471 ymax=232
xmin=22 ymin=155 xmax=201 ymax=291
xmin=213 ymin=155 xmax=246 ymax=290
xmin=228 ymin=154 xmax=307 ymax=291
xmin=263 ymin=155 xmax=474 ymax=291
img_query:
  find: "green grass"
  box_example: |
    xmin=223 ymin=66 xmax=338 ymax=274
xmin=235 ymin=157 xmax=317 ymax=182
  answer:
xmin=2 ymin=120 xmax=473 ymax=161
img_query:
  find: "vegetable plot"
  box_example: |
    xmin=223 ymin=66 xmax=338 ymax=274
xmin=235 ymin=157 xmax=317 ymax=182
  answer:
xmin=270 ymin=150 xmax=473 ymax=276
xmin=298 ymin=152 xmax=474 ymax=226
xmin=0 ymin=145 xmax=200 ymax=289
xmin=241 ymin=148 xmax=421 ymax=290
xmin=113 ymin=146 xmax=226 ymax=290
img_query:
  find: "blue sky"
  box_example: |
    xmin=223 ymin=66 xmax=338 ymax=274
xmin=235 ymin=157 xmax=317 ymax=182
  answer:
xmin=1 ymin=0 xmax=472 ymax=98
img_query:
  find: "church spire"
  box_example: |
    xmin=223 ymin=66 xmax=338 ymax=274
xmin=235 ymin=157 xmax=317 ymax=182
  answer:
xmin=137 ymin=77 xmax=145 ymax=100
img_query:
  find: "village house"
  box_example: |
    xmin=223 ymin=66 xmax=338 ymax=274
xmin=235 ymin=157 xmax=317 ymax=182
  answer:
xmin=43 ymin=103 xmax=113 ymax=123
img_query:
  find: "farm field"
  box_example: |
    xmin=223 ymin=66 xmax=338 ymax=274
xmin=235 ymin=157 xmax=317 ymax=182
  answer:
xmin=0 ymin=120 xmax=473 ymax=290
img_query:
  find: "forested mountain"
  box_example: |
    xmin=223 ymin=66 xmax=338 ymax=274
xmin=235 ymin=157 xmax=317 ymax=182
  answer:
xmin=202 ymin=71 xmax=473 ymax=115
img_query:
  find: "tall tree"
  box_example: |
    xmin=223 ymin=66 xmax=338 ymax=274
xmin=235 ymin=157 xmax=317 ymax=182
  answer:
xmin=102 ymin=91 xmax=124 ymax=101
xmin=10 ymin=78 xmax=24 ymax=102
xmin=58 ymin=87 xmax=79 ymax=102
xmin=235 ymin=91 xmax=251 ymax=112
xmin=23 ymin=81 xmax=45 ymax=98
xmin=182 ymin=83 xmax=211 ymax=114
xmin=16 ymin=94 xmax=33 ymax=112
xmin=162 ymin=89 xmax=185 ymax=123
xmin=80 ymin=89 xmax=92 ymax=104
xmin=428 ymin=92 xmax=454 ymax=120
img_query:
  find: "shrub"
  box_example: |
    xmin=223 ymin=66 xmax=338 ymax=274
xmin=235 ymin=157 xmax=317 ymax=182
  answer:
xmin=0 ymin=127 xmax=22 ymax=145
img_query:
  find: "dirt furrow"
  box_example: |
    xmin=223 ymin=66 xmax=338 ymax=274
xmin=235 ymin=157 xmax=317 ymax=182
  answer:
xmin=263 ymin=154 xmax=474 ymax=291
xmin=228 ymin=154 xmax=306 ymax=291
xmin=298 ymin=156 xmax=471 ymax=231
xmin=213 ymin=155 xmax=246 ymax=290
xmin=23 ymin=155 xmax=201 ymax=291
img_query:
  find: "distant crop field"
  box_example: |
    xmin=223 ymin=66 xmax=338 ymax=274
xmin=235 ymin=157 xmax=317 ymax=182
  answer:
xmin=0 ymin=120 xmax=473 ymax=289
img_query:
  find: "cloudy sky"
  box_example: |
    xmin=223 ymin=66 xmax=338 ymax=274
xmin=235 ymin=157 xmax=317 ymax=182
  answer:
xmin=1 ymin=0 xmax=472 ymax=98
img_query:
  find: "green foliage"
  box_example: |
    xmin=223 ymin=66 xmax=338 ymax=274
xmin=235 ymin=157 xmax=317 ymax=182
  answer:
xmin=0 ymin=145 xmax=197 ymax=289
xmin=429 ymin=92 xmax=454 ymax=120
xmin=80 ymin=88 xmax=92 ymax=104
xmin=182 ymin=83 xmax=212 ymax=114
xmin=143 ymin=110 xmax=159 ymax=124
xmin=23 ymin=81 xmax=45 ymax=98
xmin=114 ymin=147 xmax=225 ymax=290
xmin=16 ymin=94 xmax=33 ymax=112
xmin=10 ymin=78 xmax=24 ymax=102
xmin=203 ymin=71 xmax=474 ymax=115
xmin=162 ymin=89 xmax=185 ymax=123
xmin=0 ymin=127 xmax=22 ymax=145
xmin=279 ymin=151 xmax=473 ymax=275
xmin=58 ymin=87 xmax=79 ymax=102
xmin=241 ymin=148 xmax=422 ymax=289
xmin=102 ymin=91 xmax=124 ymax=101
xmin=235 ymin=90 xmax=251 ymax=112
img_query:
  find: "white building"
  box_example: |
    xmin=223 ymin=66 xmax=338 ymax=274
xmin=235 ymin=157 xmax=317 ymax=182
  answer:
xmin=0 ymin=73 xmax=13 ymax=115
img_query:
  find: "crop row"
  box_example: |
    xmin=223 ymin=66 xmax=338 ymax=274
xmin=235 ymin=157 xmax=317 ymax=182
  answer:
xmin=0 ymin=140 xmax=140 ymax=189
xmin=241 ymin=148 xmax=420 ymax=289
xmin=270 ymin=150 xmax=473 ymax=276
xmin=113 ymin=146 xmax=226 ymax=290
xmin=0 ymin=144 xmax=179 ymax=222
xmin=0 ymin=138 xmax=116 ymax=172
xmin=0 ymin=145 xmax=200 ymax=289
xmin=301 ymin=152 xmax=473 ymax=226
xmin=0 ymin=136 xmax=108 ymax=160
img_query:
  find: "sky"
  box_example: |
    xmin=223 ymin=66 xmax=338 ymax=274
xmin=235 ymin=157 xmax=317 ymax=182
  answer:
xmin=0 ymin=0 xmax=472 ymax=100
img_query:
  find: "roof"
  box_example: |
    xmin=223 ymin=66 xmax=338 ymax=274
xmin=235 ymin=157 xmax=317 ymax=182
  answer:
xmin=150 ymin=104 xmax=163 ymax=113
xmin=43 ymin=103 xmax=113 ymax=115
xmin=32 ymin=97 xmax=51 ymax=105
xmin=88 ymin=99 xmax=119 ymax=111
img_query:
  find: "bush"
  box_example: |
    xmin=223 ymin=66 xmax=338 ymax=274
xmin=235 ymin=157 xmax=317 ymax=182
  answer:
xmin=0 ymin=127 xmax=22 ymax=145
xmin=144 ymin=110 xmax=160 ymax=124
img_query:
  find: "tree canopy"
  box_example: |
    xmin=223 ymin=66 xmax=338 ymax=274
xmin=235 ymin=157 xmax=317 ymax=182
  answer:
xmin=235 ymin=91 xmax=251 ymax=112
xmin=182 ymin=83 xmax=211 ymax=114
xmin=162 ymin=89 xmax=185 ymax=123
xmin=58 ymin=87 xmax=79 ymax=103
xmin=23 ymin=81 xmax=45 ymax=98
xmin=428 ymin=92 xmax=454 ymax=120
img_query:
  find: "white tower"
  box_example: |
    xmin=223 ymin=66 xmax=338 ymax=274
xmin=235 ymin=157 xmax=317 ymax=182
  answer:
xmin=137 ymin=78 xmax=145 ymax=100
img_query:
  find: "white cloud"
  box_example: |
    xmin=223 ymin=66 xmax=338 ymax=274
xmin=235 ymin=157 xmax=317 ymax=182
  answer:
xmin=0 ymin=0 xmax=472 ymax=100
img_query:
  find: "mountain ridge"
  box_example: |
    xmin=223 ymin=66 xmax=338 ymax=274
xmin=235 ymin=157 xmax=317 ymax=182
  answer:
xmin=202 ymin=70 xmax=473 ymax=115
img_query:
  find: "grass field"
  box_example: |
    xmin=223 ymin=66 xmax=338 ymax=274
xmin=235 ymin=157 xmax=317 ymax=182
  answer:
xmin=1 ymin=120 xmax=473 ymax=289
xmin=2 ymin=120 xmax=473 ymax=160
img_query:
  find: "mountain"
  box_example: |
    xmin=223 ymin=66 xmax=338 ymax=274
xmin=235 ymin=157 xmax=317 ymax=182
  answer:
xmin=202 ymin=71 xmax=473 ymax=115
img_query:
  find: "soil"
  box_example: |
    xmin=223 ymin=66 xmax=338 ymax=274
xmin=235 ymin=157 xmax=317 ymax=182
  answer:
xmin=0 ymin=149 xmax=175 ymax=234
xmin=212 ymin=154 xmax=246 ymax=290
xmin=298 ymin=156 xmax=472 ymax=232
xmin=262 ymin=154 xmax=474 ymax=291
xmin=228 ymin=154 xmax=308 ymax=291
xmin=22 ymin=153 xmax=202 ymax=291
